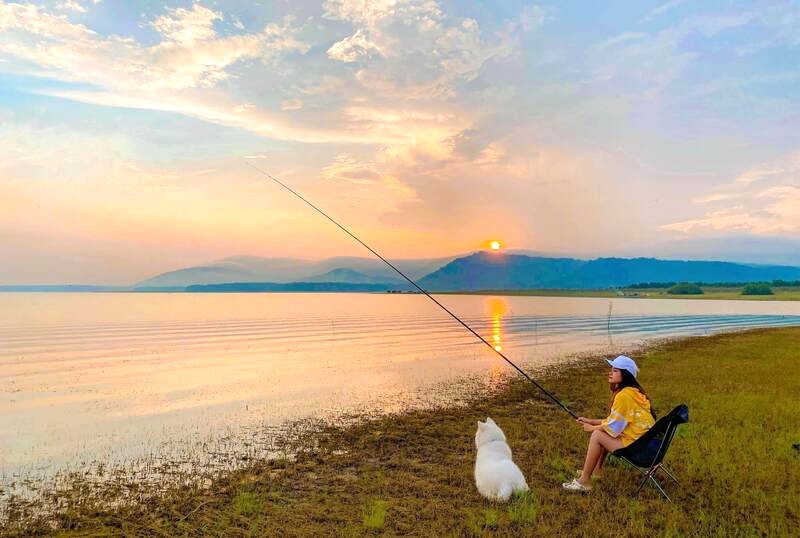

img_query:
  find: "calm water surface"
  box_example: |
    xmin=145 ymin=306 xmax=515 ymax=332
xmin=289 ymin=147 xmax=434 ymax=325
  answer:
xmin=2 ymin=292 xmax=799 ymax=496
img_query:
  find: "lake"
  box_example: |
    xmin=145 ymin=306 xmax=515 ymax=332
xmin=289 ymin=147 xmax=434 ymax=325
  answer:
xmin=2 ymin=292 xmax=799 ymax=500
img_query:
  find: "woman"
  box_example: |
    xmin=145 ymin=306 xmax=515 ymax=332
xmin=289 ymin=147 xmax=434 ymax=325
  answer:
xmin=562 ymin=355 xmax=655 ymax=492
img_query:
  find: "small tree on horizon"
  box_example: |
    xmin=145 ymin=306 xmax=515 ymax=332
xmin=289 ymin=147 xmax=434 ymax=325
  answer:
xmin=667 ymin=282 xmax=704 ymax=295
xmin=742 ymin=283 xmax=773 ymax=295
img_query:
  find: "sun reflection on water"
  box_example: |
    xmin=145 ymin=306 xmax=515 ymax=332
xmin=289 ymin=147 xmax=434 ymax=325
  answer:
xmin=484 ymin=297 xmax=509 ymax=388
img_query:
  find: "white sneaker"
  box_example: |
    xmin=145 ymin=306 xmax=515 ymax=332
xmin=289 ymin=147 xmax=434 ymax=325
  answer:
xmin=562 ymin=478 xmax=592 ymax=492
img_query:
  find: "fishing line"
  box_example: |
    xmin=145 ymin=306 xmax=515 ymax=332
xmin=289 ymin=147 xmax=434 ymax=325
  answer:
xmin=245 ymin=160 xmax=578 ymax=420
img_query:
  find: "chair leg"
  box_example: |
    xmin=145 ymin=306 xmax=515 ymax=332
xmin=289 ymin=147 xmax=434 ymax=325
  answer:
xmin=634 ymin=464 xmax=673 ymax=502
xmin=648 ymin=475 xmax=672 ymax=503
xmin=660 ymin=465 xmax=680 ymax=485
xmin=635 ymin=468 xmax=655 ymax=496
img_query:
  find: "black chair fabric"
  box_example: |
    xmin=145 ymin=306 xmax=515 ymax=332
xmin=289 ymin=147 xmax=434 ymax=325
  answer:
xmin=613 ymin=404 xmax=688 ymax=468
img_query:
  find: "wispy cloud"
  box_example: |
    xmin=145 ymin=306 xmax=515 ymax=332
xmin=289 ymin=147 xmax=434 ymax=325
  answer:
xmin=691 ymin=193 xmax=742 ymax=204
xmin=640 ymin=0 xmax=688 ymax=22
xmin=57 ymin=0 xmax=86 ymax=13
xmin=280 ymin=99 xmax=303 ymax=111
xmin=664 ymin=148 xmax=800 ymax=235
xmin=0 ymin=3 xmax=309 ymax=91
xmin=735 ymin=151 xmax=800 ymax=184
xmin=595 ymin=11 xmax=755 ymax=99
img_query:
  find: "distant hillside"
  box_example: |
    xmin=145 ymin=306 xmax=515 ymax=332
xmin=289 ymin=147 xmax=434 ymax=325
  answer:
xmin=303 ymin=268 xmax=405 ymax=285
xmin=417 ymin=253 xmax=584 ymax=290
xmin=185 ymin=282 xmax=399 ymax=292
xmin=417 ymin=252 xmax=800 ymax=291
xmin=136 ymin=255 xmax=456 ymax=288
xmin=134 ymin=257 xmax=308 ymax=288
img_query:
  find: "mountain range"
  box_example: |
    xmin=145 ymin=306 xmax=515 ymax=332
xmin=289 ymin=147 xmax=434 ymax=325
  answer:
xmin=134 ymin=255 xmax=455 ymax=289
xmin=125 ymin=252 xmax=800 ymax=292
xmin=416 ymin=252 xmax=800 ymax=290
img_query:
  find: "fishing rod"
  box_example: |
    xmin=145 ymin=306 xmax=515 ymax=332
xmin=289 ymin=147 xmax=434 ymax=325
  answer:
xmin=245 ymin=160 xmax=578 ymax=420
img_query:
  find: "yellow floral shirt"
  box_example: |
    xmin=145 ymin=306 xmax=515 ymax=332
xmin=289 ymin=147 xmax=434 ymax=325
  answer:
xmin=601 ymin=387 xmax=655 ymax=447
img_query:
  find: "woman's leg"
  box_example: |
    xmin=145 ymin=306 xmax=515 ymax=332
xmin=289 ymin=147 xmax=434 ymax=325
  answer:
xmin=594 ymin=449 xmax=608 ymax=474
xmin=578 ymin=430 xmax=624 ymax=485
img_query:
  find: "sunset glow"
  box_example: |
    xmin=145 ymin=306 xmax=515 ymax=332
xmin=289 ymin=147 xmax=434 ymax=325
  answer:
xmin=0 ymin=1 xmax=798 ymax=285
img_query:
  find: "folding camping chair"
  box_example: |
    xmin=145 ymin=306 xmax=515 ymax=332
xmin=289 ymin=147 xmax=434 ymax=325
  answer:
xmin=611 ymin=404 xmax=689 ymax=502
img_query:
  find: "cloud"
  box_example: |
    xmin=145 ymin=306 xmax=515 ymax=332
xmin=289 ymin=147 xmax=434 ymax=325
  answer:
xmin=0 ymin=2 xmax=480 ymax=148
xmin=58 ymin=0 xmax=86 ymax=13
xmin=691 ymin=192 xmax=742 ymax=204
xmin=323 ymin=0 xmax=513 ymax=98
xmin=601 ymin=32 xmax=647 ymax=47
xmin=327 ymin=28 xmax=386 ymax=62
xmin=0 ymin=3 xmax=309 ymax=92
xmin=306 ymin=124 xmax=630 ymax=256
xmin=663 ymin=149 xmax=800 ymax=234
xmin=661 ymin=207 xmax=757 ymax=233
xmin=753 ymin=2 xmax=800 ymax=49
xmin=662 ymin=189 xmax=800 ymax=234
xmin=323 ymin=0 xmax=444 ymax=28
xmin=152 ymin=4 xmax=221 ymax=45
xmin=641 ymin=0 xmax=688 ymax=22
xmin=735 ymin=150 xmax=800 ymax=184
xmin=233 ymin=102 xmax=255 ymax=113
xmin=280 ymin=99 xmax=303 ymax=111
xmin=36 ymin=87 xmax=465 ymax=146
xmin=518 ymin=4 xmax=546 ymax=33
xmin=595 ymin=11 xmax=755 ymax=99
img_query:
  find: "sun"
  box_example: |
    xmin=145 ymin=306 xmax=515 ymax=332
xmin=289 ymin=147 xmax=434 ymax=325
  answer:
xmin=489 ymin=240 xmax=502 ymax=251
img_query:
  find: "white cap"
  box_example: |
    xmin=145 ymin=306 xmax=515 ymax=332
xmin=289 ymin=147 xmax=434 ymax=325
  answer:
xmin=606 ymin=355 xmax=639 ymax=378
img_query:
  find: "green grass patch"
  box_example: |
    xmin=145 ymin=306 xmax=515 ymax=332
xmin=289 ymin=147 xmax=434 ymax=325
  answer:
xmin=547 ymin=456 xmax=575 ymax=482
xmin=231 ymin=491 xmax=260 ymax=516
xmin=507 ymin=491 xmax=539 ymax=525
xmin=468 ymin=507 xmax=499 ymax=531
xmin=361 ymin=499 xmax=388 ymax=531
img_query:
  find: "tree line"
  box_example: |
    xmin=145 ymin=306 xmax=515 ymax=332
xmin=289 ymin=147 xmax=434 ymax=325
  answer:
xmin=627 ymin=280 xmax=800 ymax=289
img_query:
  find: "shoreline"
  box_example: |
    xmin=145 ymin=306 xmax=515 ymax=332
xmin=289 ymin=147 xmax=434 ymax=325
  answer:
xmin=3 ymin=327 xmax=799 ymax=536
xmin=437 ymin=288 xmax=800 ymax=301
xmin=3 ymin=288 xmax=800 ymax=301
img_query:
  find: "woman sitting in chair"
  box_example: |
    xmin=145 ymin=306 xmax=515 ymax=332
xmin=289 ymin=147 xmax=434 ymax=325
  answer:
xmin=562 ymin=355 xmax=655 ymax=492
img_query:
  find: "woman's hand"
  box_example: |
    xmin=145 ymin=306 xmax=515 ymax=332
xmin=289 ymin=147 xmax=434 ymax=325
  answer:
xmin=576 ymin=417 xmax=601 ymax=432
xmin=581 ymin=421 xmax=597 ymax=432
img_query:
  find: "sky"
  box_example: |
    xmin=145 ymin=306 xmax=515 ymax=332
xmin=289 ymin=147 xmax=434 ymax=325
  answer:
xmin=0 ymin=0 xmax=799 ymax=284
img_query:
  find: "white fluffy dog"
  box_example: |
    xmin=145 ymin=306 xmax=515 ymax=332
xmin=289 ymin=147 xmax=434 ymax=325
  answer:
xmin=474 ymin=417 xmax=529 ymax=502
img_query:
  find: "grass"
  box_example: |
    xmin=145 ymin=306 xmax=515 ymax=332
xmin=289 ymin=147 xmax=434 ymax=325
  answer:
xmin=446 ymin=287 xmax=800 ymax=300
xmin=507 ymin=491 xmax=539 ymax=525
xmin=362 ymin=499 xmax=388 ymax=531
xmin=231 ymin=491 xmax=260 ymax=516
xmin=3 ymin=328 xmax=799 ymax=537
xmin=440 ymin=289 xmax=620 ymax=298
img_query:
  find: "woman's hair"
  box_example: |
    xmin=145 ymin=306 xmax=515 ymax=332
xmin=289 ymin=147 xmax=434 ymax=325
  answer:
xmin=610 ymin=369 xmax=657 ymax=419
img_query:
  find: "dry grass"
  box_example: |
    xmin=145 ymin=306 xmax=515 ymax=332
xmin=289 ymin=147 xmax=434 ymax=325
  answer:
xmin=4 ymin=328 xmax=800 ymax=537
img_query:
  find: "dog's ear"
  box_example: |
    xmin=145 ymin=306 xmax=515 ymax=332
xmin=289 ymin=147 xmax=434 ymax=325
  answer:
xmin=486 ymin=417 xmax=494 ymax=424
xmin=477 ymin=421 xmax=484 ymax=429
